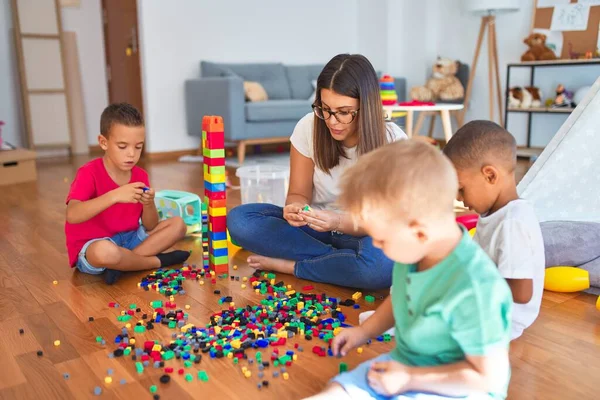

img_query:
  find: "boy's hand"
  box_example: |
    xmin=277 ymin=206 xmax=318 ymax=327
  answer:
xmin=283 ymin=202 xmax=308 ymax=227
xmin=331 ymin=327 xmax=369 ymax=357
xmin=111 ymin=182 xmax=146 ymax=204
xmin=367 ymin=360 xmax=413 ymax=396
xmin=140 ymin=187 xmax=155 ymax=206
xmin=300 ymin=208 xmax=342 ymax=232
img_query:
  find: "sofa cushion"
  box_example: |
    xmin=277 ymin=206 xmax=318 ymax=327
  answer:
xmin=243 ymin=81 xmax=268 ymax=102
xmin=285 ymin=64 xmax=324 ymax=100
xmin=245 ymin=100 xmax=312 ymax=122
xmin=201 ymin=61 xmax=291 ymax=100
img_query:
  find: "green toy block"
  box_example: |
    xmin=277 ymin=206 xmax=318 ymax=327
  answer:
xmin=163 ymin=350 xmax=175 ymax=361
xmin=134 ymin=325 xmax=146 ymax=334
xmin=168 ymin=321 xmax=176 ymax=329
xmin=339 ymin=362 xmax=348 ymax=373
xmin=184 ymin=361 xmax=192 ymax=368
xmin=202 ymin=147 xmax=225 ymax=158
xmin=136 ymin=362 xmax=144 ymax=374
xmin=149 ymin=385 xmax=157 ymax=393
xmin=95 ymin=336 xmax=102 ymax=343
xmin=185 ymin=373 xmax=193 ymax=382
xmin=151 ymin=300 xmax=163 ymax=308
xmin=124 ymin=348 xmax=131 ymax=356
xmin=129 ymin=304 xmax=137 ymax=310
xmin=303 ymin=205 xmax=312 ymax=212
xmin=198 ymin=371 xmax=209 ymax=382
xmin=365 ymin=295 xmax=375 ymax=303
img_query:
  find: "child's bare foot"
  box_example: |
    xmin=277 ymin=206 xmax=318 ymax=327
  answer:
xmin=247 ymin=255 xmax=295 ymax=275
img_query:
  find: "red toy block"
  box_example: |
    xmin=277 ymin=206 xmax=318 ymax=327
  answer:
xmin=203 ymin=156 xmax=225 ymax=167
xmin=302 ymin=285 xmax=314 ymax=291
xmin=312 ymin=346 xmax=326 ymax=357
xmin=144 ymin=341 xmax=154 ymax=351
xmin=178 ymin=368 xmax=184 ymax=375
xmin=209 ymin=216 xmax=227 ymax=232
xmin=271 ymin=338 xmax=286 ymax=346
xmin=204 ymin=131 xmax=225 ymax=149
xmin=108 ymin=302 xmax=116 ymax=307
xmin=165 ymin=367 xmax=174 ymax=373
xmin=212 ymin=263 xmax=229 ymax=274
xmin=204 ymin=189 xmax=226 ymax=200
xmin=202 ymin=115 xmax=224 ymax=132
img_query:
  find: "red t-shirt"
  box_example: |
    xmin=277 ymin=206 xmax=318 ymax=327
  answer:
xmin=65 ymin=158 xmax=150 ymax=267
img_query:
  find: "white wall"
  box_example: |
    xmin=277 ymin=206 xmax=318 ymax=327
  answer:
xmin=61 ymin=0 xmax=108 ymax=145
xmin=0 ymin=0 xmax=23 ymax=147
xmin=138 ymin=0 xmax=360 ymax=153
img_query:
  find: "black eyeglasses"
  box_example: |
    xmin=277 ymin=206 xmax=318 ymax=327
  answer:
xmin=312 ymin=104 xmax=359 ymax=124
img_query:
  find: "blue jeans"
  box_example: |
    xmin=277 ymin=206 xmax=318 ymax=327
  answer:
xmin=227 ymin=203 xmax=393 ymax=289
xmin=76 ymin=226 xmax=149 ymax=274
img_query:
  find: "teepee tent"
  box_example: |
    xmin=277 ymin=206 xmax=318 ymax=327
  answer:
xmin=518 ymin=77 xmax=600 ymax=223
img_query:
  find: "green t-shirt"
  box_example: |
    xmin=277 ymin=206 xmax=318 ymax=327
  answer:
xmin=391 ymin=229 xmax=512 ymax=398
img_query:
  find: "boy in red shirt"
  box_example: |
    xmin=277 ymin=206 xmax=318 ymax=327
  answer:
xmin=65 ymin=103 xmax=189 ymax=284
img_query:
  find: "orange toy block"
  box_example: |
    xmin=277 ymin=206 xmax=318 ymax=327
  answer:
xmin=202 ymin=115 xmax=224 ymax=132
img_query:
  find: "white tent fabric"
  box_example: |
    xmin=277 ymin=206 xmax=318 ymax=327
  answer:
xmin=518 ymin=77 xmax=600 ymax=223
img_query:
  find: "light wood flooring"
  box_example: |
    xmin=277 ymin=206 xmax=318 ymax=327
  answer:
xmin=0 ymin=155 xmax=598 ymax=400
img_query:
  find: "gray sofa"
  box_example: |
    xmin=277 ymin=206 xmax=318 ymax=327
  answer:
xmin=185 ymin=61 xmax=406 ymax=163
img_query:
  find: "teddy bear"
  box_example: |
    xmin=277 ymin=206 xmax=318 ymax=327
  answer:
xmin=521 ymin=33 xmax=557 ymax=62
xmin=409 ymin=57 xmax=464 ymax=102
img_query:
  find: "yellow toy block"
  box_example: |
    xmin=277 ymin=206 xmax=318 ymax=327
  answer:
xmin=277 ymin=330 xmax=288 ymax=338
xmin=205 ymin=172 xmax=226 ymax=184
xmin=231 ymin=340 xmax=241 ymax=349
xmin=208 ymin=207 xmax=227 ymax=217
xmin=333 ymin=327 xmax=343 ymax=336
xmin=181 ymin=324 xmax=194 ymax=333
xmin=297 ymin=301 xmax=304 ymax=311
xmin=152 ymin=344 xmax=162 ymax=352
xmin=214 ymin=326 xmax=222 ymax=334
xmin=213 ymin=239 xmax=228 ymax=249
xmin=285 ymin=290 xmax=296 ymax=296
xmin=352 ymin=291 xmax=362 ymax=300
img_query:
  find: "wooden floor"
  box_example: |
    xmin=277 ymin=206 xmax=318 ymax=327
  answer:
xmin=0 ymin=155 xmax=598 ymax=400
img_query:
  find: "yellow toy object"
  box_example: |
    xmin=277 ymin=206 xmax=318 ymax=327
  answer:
xmin=227 ymin=230 xmax=242 ymax=256
xmin=469 ymin=227 xmax=476 ymax=237
xmin=544 ymin=266 xmax=589 ymax=293
xmin=596 ymin=296 xmax=600 ymax=311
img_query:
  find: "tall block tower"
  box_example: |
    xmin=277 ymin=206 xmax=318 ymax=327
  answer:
xmin=202 ymin=116 xmax=229 ymax=274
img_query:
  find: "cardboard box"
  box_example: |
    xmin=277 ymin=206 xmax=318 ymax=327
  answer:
xmin=0 ymin=148 xmax=37 ymax=186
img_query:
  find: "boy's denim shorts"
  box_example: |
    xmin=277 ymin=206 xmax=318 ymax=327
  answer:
xmin=76 ymin=226 xmax=149 ymax=274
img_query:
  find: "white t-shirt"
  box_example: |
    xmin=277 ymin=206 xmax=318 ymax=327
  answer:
xmin=473 ymin=199 xmax=545 ymax=340
xmin=290 ymin=113 xmax=406 ymax=210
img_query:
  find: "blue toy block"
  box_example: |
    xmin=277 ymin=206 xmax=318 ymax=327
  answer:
xmin=209 ymin=231 xmax=228 ymax=241
xmin=204 ymin=181 xmax=227 ymax=192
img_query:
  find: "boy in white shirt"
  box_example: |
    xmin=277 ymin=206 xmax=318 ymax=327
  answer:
xmin=443 ymin=120 xmax=545 ymax=340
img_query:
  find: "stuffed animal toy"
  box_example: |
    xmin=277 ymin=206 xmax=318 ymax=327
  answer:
xmin=553 ymin=84 xmax=575 ymax=108
xmin=409 ymin=57 xmax=464 ymax=102
xmin=521 ymin=33 xmax=557 ymax=62
xmin=508 ymin=87 xmax=542 ymax=108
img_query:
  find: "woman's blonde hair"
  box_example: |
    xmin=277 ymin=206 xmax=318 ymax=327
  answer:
xmin=338 ymin=140 xmax=458 ymax=222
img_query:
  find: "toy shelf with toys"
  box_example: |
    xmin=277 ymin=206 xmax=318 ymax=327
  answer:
xmin=504 ymin=59 xmax=600 ymax=150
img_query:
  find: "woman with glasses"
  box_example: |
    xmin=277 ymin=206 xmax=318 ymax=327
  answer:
xmin=227 ymin=54 xmax=406 ymax=289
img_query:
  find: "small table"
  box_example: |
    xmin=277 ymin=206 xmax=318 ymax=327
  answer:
xmin=383 ymin=103 xmax=464 ymax=142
